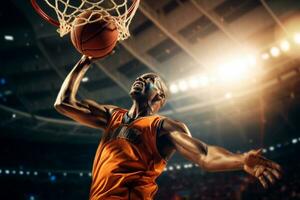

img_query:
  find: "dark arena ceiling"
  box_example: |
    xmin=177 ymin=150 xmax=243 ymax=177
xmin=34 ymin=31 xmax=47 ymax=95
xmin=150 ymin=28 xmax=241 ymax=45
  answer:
xmin=1 ymin=0 xmax=300 ymax=151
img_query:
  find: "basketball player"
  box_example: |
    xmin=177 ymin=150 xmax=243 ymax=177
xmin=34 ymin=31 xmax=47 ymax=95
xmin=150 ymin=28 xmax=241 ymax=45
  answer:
xmin=54 ymin=56 xmax=282 ymax=200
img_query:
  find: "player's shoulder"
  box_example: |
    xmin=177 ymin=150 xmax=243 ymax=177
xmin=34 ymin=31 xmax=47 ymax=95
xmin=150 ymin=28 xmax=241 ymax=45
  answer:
xmin=159 ymin=117 xmax=191 ymax=136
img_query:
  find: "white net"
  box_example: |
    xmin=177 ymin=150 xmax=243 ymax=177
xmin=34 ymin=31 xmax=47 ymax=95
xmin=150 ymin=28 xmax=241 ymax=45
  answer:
xmin=43 ymin=0 xmax=140 ymax=40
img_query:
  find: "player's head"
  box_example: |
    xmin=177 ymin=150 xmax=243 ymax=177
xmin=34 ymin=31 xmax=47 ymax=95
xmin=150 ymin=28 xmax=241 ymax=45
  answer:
xmin=130 ymin=73 xmax=168 ymax=113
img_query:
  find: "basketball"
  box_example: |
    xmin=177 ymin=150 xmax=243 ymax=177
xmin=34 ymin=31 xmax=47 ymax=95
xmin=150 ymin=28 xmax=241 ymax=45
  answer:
xmin=70 ymin=11 xmax=119 ymax=58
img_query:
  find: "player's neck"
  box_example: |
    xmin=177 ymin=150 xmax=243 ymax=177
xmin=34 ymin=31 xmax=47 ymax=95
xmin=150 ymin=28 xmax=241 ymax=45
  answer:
xmin=128 ymin=100 xmax=154 ymax=119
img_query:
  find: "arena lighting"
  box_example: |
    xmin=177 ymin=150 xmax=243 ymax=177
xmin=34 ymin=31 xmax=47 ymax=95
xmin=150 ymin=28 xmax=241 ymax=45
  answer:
xmin=269 ymin=146 xmax=275 ymax=151
xmin=0 ymin=169 xmax=2 ymax=174
xmin=199 ymin=75 xmax=209 ymax=87
xmin=262 ymin=149 xmax=267 ymax=153
xmin=169 ymin=84 xmax=178 ymax=94
xmin=26 ymin=171 xmax=30 ymax=175
xmin=34 ymin=171 xmax=38 ymax=176
xmin=245 ymin=55 xmax=256 ymax=66
xmin=261 ymin=53 xmax=270 ymax=60
xmin=50 ymin=175 xmax=56 ymax=182
xmin=178 ymin=80 xmax=188 ymax=91
xmin=176 ymin=165 xmax=181 ymax=170
xmin=280 ymin=40 xmax=290 ymax=51
xmin=270 ymin=46 xmax=280 ymax=57
xmin=292 ymin=138 xmax=298 ymax=144
xmin=5 ymin=170 xmax=10 ymax=174
xmin=4 ymin=35 xmax=14 ymax=41
xmin=168 ymin=166 xmax=174 ymax=171
xmin=188 ymin=77 xmax=199 ymax=88
xmin=12 ymin=113 xmax=16 ymax=118
xmin=88 ymin=172 xmax=92 ymax=177
xmin=0 ymin=78 xmax=6 ymax=85
xmin=82 ymin=76 xmax=89 ymax=82
xmin=276 ymin=144 xmax=282 ymax=148
xmin=79 ymin=172 xmax=83 ymax=177
xmin=217 ymin=56 xmax=253 ymax=82
xmin=294 ymin=33 xmax=300 ymax=44
xmin=63 ymin=172 xmax=67 ymax=176
xmin=12 ymin=170 xmax=16 ymax=174
xmin=225 ymin=92 xmax=232 ymax=99
xmin=19 ymin=170 xmax=24 ymax=175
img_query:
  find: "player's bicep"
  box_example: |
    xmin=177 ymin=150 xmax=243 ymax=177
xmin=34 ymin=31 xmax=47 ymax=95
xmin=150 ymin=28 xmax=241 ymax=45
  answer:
xmin=54 ymin=99 xmax=116 ymax=129
xmin=161 ymin=118 xmax=208 ymax=162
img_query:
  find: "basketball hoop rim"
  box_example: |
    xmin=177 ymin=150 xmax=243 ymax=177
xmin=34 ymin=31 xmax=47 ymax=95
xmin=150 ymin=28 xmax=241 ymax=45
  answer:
xmin=30 ymin=0 xmax=139 ymax=27
xmin=31 ymin=0 xmax=60 ymax=27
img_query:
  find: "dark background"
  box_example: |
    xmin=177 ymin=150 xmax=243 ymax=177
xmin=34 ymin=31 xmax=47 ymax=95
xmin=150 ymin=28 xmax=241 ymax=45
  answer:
xmin=1 ymin=0 xmax=300 ymax=199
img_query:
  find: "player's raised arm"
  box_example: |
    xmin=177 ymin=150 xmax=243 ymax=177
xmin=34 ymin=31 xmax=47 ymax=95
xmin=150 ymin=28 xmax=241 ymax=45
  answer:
xmin=160 ymin=118 xmax=282 ymax=188
xmin=54 ymin=55 xmax=117 ymax=129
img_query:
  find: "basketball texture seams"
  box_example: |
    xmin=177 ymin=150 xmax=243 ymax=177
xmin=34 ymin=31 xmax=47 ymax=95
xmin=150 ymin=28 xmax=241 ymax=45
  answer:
xmin=70 ymin=11 xmax=118 ymax=58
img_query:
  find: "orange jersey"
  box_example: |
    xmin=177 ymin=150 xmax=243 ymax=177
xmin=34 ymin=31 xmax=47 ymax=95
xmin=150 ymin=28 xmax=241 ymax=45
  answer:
xmin=90 ymin=109 xmax=167 ymax=200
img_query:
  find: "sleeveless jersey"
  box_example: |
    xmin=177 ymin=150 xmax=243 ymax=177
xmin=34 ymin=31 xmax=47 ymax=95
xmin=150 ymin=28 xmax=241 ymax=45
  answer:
xmin=89 ymin=108 xmax=167 ymax=200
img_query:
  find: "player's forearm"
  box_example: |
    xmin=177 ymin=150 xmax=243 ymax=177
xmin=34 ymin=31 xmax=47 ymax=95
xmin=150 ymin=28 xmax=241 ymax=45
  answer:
xmin=201 ymin=145 xmax=245 ymax=172
xmin=55 ymin=56 xmax=91 ymax=106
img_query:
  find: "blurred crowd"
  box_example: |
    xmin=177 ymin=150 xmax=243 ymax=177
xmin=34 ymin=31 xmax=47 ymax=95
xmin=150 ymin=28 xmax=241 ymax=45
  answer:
xmin=0 ymin=138 xmax=299 ymax=200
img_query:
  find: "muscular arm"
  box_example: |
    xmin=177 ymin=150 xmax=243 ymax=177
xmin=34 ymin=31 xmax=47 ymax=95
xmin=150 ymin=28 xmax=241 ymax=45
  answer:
xmin=160 ymin=118 xmax=282 ymax=188
xmin=160 ymin=118 xmax=244 ymax=172
xmin=54 ymin=56 xmax=117 ymax=129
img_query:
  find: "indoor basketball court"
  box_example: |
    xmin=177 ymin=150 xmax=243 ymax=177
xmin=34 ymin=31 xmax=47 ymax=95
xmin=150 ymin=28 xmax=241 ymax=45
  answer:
xmin=1 ymin=0 xmax=300 ymax=199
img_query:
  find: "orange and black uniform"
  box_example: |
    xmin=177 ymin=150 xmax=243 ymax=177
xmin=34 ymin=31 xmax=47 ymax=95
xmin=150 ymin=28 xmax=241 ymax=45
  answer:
xmin=90 ymin=108 xmax=167 ymax=200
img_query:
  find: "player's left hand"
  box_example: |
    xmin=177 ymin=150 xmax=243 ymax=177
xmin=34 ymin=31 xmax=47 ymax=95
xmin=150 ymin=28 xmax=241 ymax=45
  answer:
xmin=243 ymin=149 xmax=282 ymax=188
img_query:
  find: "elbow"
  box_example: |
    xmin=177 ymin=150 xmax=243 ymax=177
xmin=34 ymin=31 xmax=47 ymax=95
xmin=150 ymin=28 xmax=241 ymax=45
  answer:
xmin=197 ymin=156 xmax=214 ymax=172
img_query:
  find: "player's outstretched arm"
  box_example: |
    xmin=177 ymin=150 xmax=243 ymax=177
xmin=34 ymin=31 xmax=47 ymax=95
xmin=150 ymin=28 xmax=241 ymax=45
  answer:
xmin=160 ymin=118 xmax=282 ymax=188
xmin=54 ymin=55 xmax=117 ymax=129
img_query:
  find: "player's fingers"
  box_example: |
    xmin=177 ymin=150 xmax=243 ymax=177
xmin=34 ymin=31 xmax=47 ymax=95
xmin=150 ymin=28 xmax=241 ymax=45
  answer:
xmin=263 ymin=170 xmax=276 ymax=184
xmin=254 ymin=148 xmax=263 ymax=155
xmin=258 ymin=175 xmax=268 ymax=189
xmin=266 ymin=161 xmax=282 ymax=172
xmin=267 ymin=167 xmax=282 ymax=180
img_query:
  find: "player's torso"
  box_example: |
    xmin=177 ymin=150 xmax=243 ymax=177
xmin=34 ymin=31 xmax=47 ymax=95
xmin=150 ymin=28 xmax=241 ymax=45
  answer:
xmin=90 ymin=109 xmax=167 ymax=200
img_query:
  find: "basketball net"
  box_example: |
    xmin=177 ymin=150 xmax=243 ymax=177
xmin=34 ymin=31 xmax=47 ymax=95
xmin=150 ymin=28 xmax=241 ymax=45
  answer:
xmin=42 ymin=0 xmax=140 ymax=40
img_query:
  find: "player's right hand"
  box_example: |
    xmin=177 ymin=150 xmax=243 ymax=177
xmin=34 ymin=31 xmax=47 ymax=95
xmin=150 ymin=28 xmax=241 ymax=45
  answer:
xmin=243 ymin=149 xmax=282 ymax=188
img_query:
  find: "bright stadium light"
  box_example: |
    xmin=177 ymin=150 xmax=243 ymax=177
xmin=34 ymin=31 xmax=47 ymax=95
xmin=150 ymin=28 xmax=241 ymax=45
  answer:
xmin=262 ymin=149 xmax=267 ymax=153
xmin=270 ymin=47 xmax=280 ymax=57
xmin=225 ymin=92 xmax=232 ymax=99
xmin=82 ymin=77 xmax=89 ymax=82
xmin=5 ymin=170 xmax=10 ymax=174
xmin=218 ymin=58 xmax=248 ymax=82
xmin=169 ymin=84 xmax=178 ymax=94
xmin=4 ymin=35 xmax=14 ymax=41
xmin=188 ymin=77 xmax=199 ymax=88
xmin=178 ymin=80 xmax=188 ymax=91
xmin=168 ymin=166 xmax=174 ymax=171
xmin=199 ymin=76 xmax=209 ymax=87
xmin=245 ymin=55 xmax=256 ymax=66
xmin=292 ymin=138 xmax=298 ymax=144
xmin=269 ymin=146 xmax=275 ymax=151
xmin=261 ymin=53 xmax=270 ymax=60
xmin=280 ymin=40 xmax=290 ymax=51
xmin=294 ymin=33 xmax=300 ymax=44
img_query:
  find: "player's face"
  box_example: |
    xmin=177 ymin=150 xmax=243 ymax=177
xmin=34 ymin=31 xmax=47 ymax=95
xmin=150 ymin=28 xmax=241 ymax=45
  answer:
xmin=130 ymin=74 xmax=166 ymax=107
